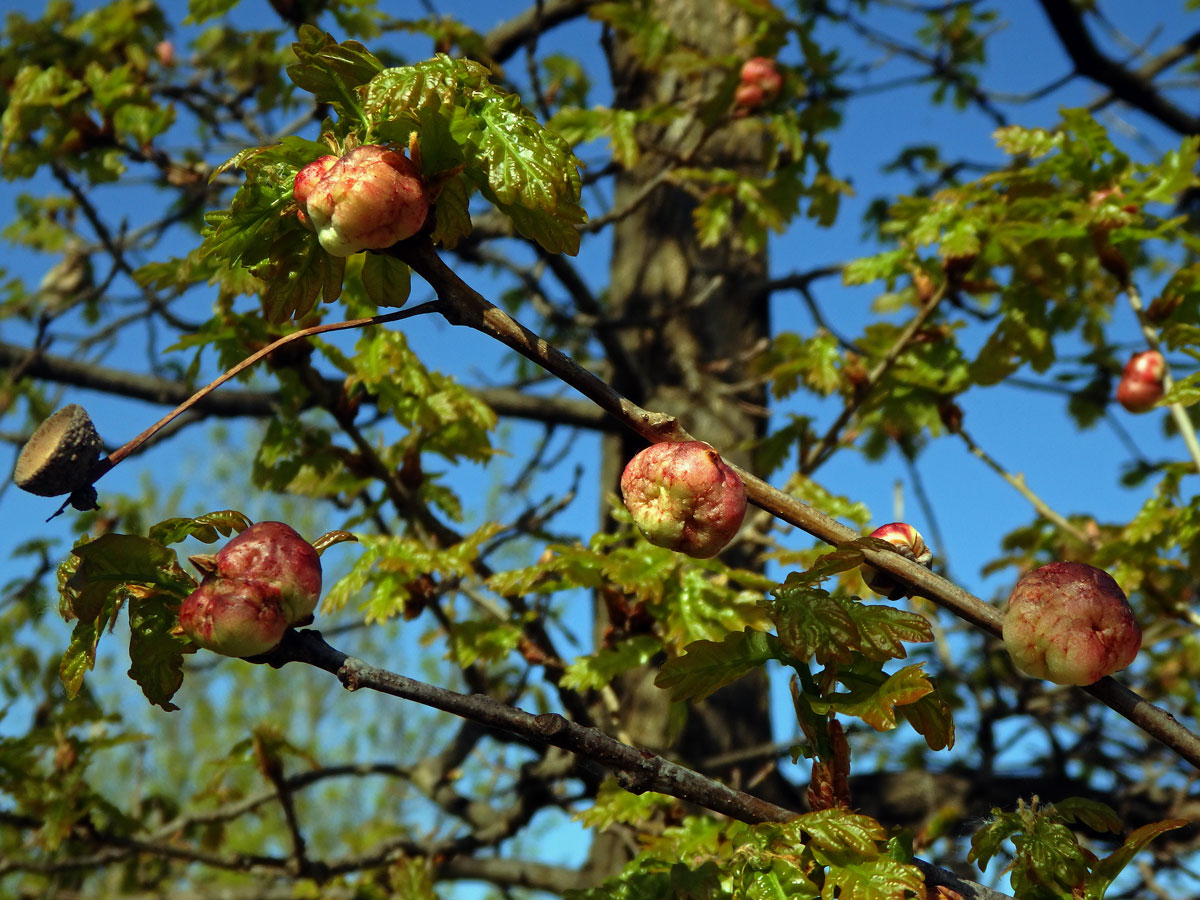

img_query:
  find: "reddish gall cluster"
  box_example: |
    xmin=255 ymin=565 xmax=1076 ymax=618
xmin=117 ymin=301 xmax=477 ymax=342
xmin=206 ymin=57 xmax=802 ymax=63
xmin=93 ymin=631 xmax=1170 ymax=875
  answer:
xmin=861 ymin=523 xmax=932 ymax=599
xmin=1115 ymin=350 xmax=1165 ymax=413
xmin=155 ymin=41 xmax=175 ymax=68
xmin=178 ymin=521 xmax=322 ymax=658
xmin=620 ymin=441 xmax=747 ymax=559
xmin=1002 ymin=561 xmax=1141 ymax=686
xmin=293 ymin=145 xmax=430 ymax=257
xmin=734 ymin=56 xmax=783 ymax=113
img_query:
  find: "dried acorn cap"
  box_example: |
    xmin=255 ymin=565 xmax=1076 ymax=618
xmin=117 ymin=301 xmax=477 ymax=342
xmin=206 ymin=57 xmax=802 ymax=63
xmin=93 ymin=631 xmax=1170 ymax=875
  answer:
xmin=14 ymin=404 xmax=102 ymax=498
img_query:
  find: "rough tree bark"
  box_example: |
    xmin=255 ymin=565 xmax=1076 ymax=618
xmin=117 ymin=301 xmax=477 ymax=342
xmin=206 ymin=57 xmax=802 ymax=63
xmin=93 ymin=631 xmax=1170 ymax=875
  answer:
xmin=591 ymin=0 xmax=794 ymax=874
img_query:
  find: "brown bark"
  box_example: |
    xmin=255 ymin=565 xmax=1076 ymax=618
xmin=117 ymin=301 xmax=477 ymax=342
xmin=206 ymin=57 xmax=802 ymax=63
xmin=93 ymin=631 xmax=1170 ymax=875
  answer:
xmin=591 ymin=0 xmax=796 ymax=874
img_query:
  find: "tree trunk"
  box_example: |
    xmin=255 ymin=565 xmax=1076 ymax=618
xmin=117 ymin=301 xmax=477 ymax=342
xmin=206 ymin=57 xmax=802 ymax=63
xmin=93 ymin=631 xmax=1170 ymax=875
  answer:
xmin=589 ymin=0 xmax=799 ymax=877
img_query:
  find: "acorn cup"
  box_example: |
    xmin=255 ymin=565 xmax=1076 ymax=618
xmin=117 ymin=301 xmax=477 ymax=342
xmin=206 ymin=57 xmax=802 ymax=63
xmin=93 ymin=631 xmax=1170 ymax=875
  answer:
xmin=13 ymin=404 xmax=103 ymax=511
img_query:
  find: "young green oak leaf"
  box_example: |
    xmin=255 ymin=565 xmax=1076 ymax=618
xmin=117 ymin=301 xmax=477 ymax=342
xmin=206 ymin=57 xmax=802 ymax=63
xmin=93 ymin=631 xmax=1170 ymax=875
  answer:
xmin=575 ymin=780 xmax=678 ymax=830
xmin=58 ymin=533 xmax=196 ymax=704
xmin=820 ymin=856 xmax=928 ymax=900
xmin=62 ymin=534 xmax=195 ymax=624
xmin=770 ymin=580 xmax=933 ymax=665
xmin=447 ymin=619 xmax=525 ymax=669
xmin=898 ymin=682 xmax=956 ymax=751
xmin=360 ymin=250 xmax=412 ymax=307
xmin=655 ymin=628 xmax=781 ymax=701
xmin=562 ymin=635 xmax=661 ymax=691
xmin=760 ymin=813 xmax=926 ymax=900
xmin=128 ymin=588 xmax=188 ymax=711
xmin=148 ymin=510 xmax=252 ymax=546
xmin=203 ymin=137 xmax=332 ymax=270
xmin=809 ymin=663 xmax=936 ymax=733
xmin=1087 ymin=818 xmax=1190 ymax=898
xmin=838 ymin=595 xmax=934 ymax=660
xmin=771 ymin=584 xmax=860 ymax=666
xmin=971 ymin=802 xmax=1093 ymax=900
xmin=287 ymin=25 xmax=382 ymax=129
xmin=966 ymin=796 xmax=1184 ymax=900
xmin=202 ymin=137 xmax=344 ymax=321
xmin=790 ymin=809 xmax=888 ymax=857
xmin=255 ymin=226 xmax=347 ymax=323
xmin=778 ymin=544 xmax=869 ymax=587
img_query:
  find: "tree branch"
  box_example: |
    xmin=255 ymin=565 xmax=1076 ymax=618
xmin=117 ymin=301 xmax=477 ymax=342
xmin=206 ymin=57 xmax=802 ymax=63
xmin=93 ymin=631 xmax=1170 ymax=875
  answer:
xmin=802 ymin=284 xmax=947 ymax=473
xmin=0 ymin=339 xmax=608 ymax=440
xmin=437 ymin=855 xmax=593 ymax=893
xmin=92 ymin=304 xmax=445 ymax=480
xmin=388 ymin=234 xmax=1200 ymax=773
xmin=1037 ymin=0 xmax=1200 ymax=135
xmin=0 ymin=340 xmax=280 ymax=418
xmin=483 ymin=0 xmax=600 ymax=64
xmin=258 ymin=628 xmax=1013 ymax=900
xmin=956 ymin=425 xmax=1096 ymax=547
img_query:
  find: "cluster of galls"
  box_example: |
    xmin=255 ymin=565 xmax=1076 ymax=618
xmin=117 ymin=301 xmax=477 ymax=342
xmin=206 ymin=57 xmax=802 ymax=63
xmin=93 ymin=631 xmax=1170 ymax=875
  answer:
xmin=854 ymin=522 xmax=1141 ymax=686
xmin=1116 ymin=349 xmax=1165 ymax=413
xmin=293 ymin=145 xmax=429 ymax=257
xmin=178 ymin=522 xmax=322 ymax=658
xmin=734 ymin=56 xmax=783 ymax=114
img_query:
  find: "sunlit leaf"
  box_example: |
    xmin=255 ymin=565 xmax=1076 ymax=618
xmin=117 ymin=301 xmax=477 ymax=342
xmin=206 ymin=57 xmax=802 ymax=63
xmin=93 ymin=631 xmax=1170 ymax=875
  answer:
xmin=564 ymin=635 xmax=661 ymax=691
xmin=655 ymin=629 xmax=780 ymax=701
xmin=361 ymin=252 xmax=411 ymax=307
xmin=148 ymin=510 xmax=252 ymax=546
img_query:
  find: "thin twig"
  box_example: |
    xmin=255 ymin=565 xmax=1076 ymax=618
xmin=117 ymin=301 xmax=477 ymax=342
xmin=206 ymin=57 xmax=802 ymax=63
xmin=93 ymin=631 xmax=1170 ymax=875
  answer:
xmin=49 ymin=162 xmax=198 ymax=334
xmin=1123 ymin=281 xmax=1200 ymax=474
xmin=956 ymin=426 xmax=1096 ymax=547
xmin=802 ymin=284 xmax=948 ymax=473
xmin=92 ymin=302 xmax=444 ymax=478
xmin=902 ymin=449 xmax=949 ymax=573
xmin=1037 ymin=0 xmax=1200 ymax=135
xmin=255 ymin=742 xmax=310 ymax=875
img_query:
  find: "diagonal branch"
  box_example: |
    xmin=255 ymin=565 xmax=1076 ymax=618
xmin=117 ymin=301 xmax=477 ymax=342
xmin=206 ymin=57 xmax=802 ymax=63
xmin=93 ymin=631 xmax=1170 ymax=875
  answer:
xmin=802 ymin=284 xmax=947 ymax=473
xmin=258 ymin=628 xmax=1014 ymax=900
xmin=483 ymin=0 xmax=600 ymax=64
xmin=0 ymin=339 xmax=281 ymax=418
xmin=0 ymin=340 xmax=609 ymax=435
xmin=388 ymin=234 xmax=1200 ymax=774
xmin=1037 ymin=0 xmax=1200 ymax=135
xmin=956 ymin=425 xmax=1096 ymax=547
